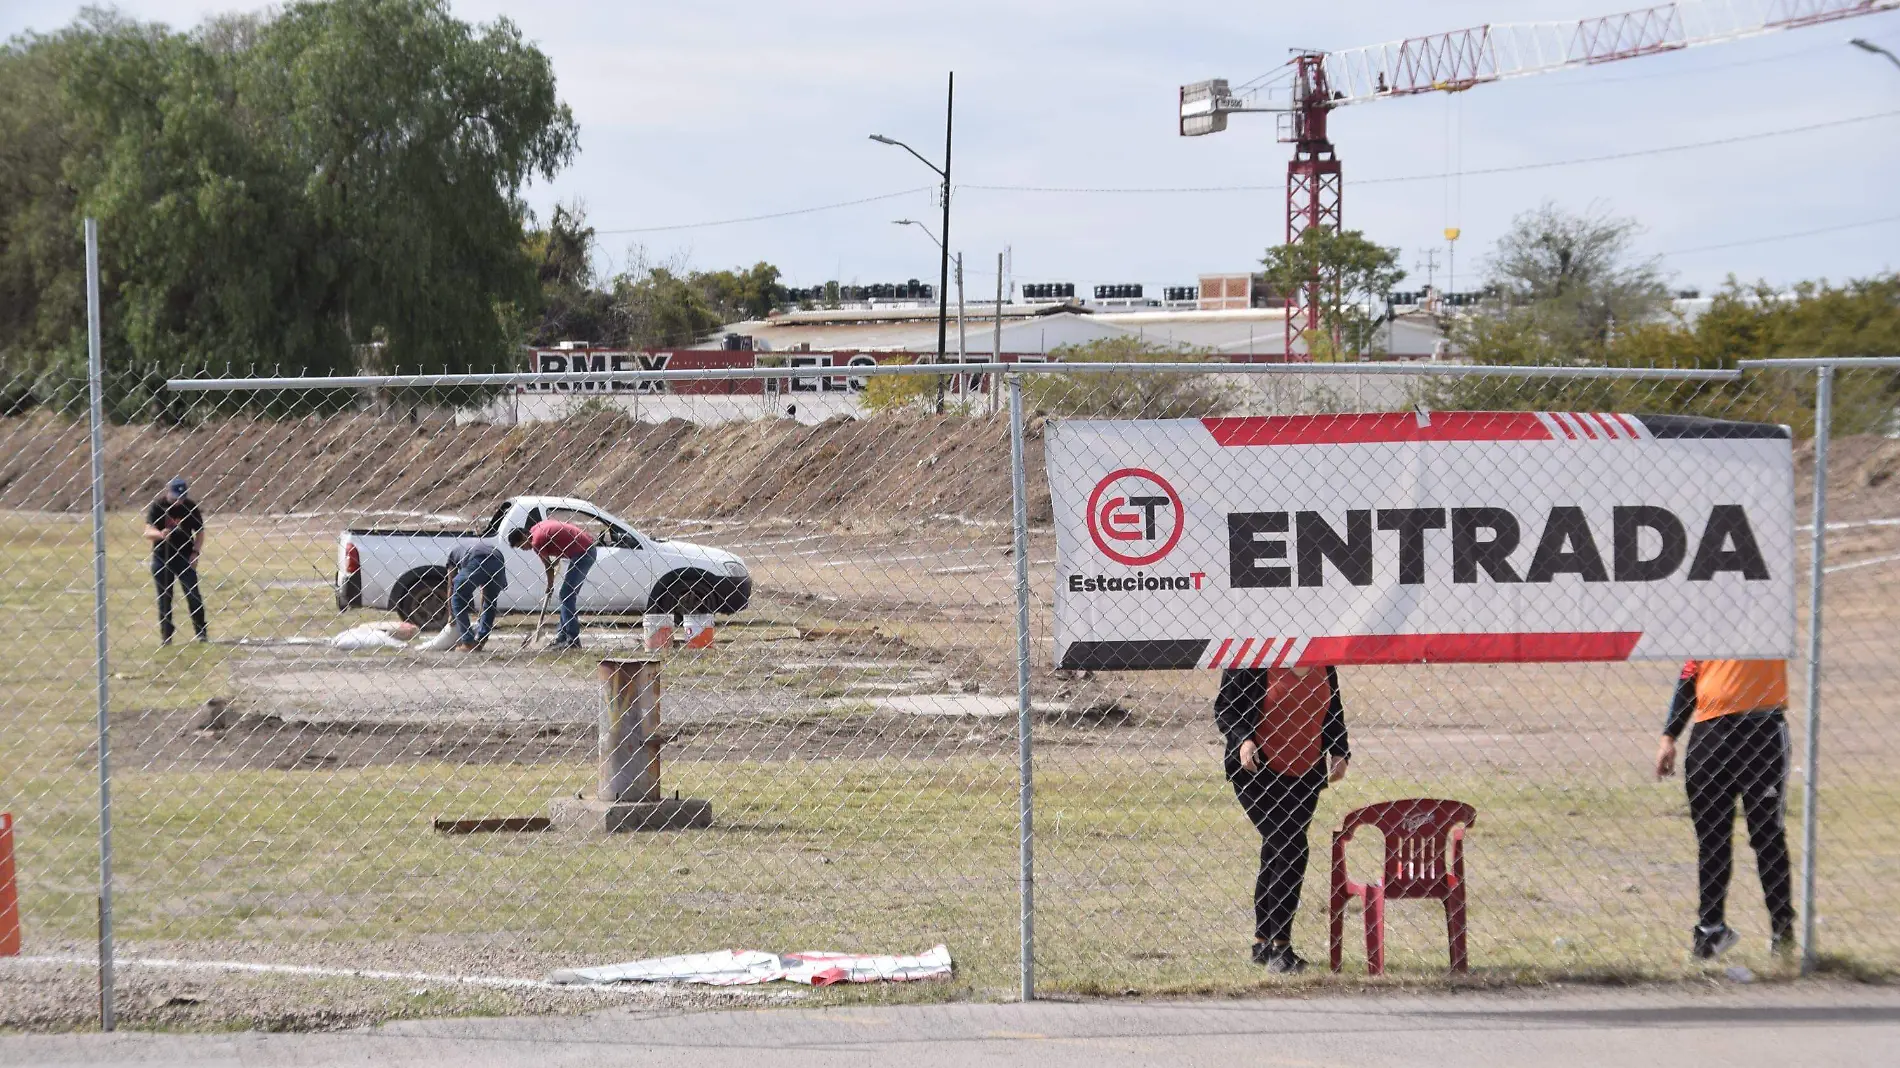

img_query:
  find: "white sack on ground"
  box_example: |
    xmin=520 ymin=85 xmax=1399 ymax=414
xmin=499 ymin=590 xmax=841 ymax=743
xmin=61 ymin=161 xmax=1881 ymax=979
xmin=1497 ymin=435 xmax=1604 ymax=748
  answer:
xmin=331 ymin=625 xmax=410 ymax=650
xmin=420 ymin=625 xmax=460 ymax=651
xmin=546 ymin=944 xmax=952 ymax=987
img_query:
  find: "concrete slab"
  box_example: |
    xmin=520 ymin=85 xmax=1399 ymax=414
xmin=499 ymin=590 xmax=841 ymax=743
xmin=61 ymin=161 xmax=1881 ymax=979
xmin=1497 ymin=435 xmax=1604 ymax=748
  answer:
xmin=548 ymin=797 xmax=713 ymax=833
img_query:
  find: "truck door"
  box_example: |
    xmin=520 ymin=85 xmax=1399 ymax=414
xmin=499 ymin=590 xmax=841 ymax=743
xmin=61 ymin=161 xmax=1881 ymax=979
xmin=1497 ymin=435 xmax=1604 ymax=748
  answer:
xmin=547 ymin=506 xmax=653 ymax=613
xmin=500 ymin=504 xmax=545 ymax=610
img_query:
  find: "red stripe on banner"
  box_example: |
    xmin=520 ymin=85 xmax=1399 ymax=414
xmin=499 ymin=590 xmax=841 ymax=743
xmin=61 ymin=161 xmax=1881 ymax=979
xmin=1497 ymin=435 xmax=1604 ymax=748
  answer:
xmin=1207 ymin=638 xmax=1233 ymax=669
xmin=1553 ymin=413 xmax=1579 ymax=440
xmin=1229 ymin=638 xmax=1256 ymax=669
xmin=1591 ymin=412 xmax=1622 ymax=440
xmin=1202 ymin=412 xmax=1555 ymax=447
xmin=1573 ymin=413 xmax=1599 ymax=441
xmin=1613 ymin=412 xmax=1642 ymax=439
xmin=1293 ymin=631 xmax=1642 ymax=665
xmin=1249 ymin=639 xmax=1275 ymax=668
xmin=1271 ymin=639 xmax=1296 ymax=668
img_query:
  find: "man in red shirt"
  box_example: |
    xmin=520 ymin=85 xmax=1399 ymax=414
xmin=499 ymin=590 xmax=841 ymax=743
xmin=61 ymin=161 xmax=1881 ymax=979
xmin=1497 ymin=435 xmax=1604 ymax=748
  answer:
xmin=508 ymin=519 xmax=597 ymax=649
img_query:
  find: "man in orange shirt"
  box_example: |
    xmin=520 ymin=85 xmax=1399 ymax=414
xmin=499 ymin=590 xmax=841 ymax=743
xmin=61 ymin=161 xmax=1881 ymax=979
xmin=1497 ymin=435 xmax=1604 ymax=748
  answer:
xmin=1654 ymin=659 xmax=1794 ymax=960
xmin=1216 ymin=665 xmax=1351 ymax=974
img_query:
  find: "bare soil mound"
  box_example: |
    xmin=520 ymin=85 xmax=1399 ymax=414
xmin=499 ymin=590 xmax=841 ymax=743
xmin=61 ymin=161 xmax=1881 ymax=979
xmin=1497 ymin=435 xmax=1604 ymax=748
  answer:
xmin=4 ymin=408 xmax=1896 ymax=523
xmin=0 ymin=410 xmax=1052 ymax=523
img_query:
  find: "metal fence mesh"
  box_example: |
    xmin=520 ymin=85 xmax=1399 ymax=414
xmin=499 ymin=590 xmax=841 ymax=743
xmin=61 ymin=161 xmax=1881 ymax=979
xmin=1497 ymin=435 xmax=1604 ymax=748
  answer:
xmin=1 ymin=359 xmax=1895 ymax=1026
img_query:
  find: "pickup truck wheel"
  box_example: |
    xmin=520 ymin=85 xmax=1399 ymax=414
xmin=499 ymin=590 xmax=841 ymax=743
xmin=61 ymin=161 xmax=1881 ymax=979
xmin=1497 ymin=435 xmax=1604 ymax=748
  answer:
xmin=392 ymin=568 xmax=450 ymax=630
xmin=649 ymin=569 xmax=714 ymax=617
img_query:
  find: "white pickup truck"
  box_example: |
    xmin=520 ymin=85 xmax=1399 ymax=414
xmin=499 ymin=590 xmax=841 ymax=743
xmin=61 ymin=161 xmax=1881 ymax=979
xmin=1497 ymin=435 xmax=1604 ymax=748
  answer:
xmin=335 ymin=496 xmax=751 ymax=628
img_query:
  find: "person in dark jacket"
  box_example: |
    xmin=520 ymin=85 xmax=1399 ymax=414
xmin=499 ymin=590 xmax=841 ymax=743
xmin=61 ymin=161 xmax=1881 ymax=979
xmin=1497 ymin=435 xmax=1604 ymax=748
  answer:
xmin=143 ymin=477 xmax=207 ymax=644
xmin=1215 ymin=665 xmax=1351 ymax=973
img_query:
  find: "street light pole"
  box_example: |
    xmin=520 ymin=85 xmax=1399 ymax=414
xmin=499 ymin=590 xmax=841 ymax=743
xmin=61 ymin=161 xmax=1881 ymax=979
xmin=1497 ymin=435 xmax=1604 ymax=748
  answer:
xmin=938 ymin=71 xmax=954 ymax=413
xmin=1850 ymin=37 xmax=1900 ymax=72
xmin=870 ymin=73 xmax=956 ymax=412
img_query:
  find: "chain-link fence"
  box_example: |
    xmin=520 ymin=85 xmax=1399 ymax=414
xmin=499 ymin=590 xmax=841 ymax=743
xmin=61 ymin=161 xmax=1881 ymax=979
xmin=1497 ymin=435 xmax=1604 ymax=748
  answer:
xmin=2 ymin=353 xmax=1896 ymax=1028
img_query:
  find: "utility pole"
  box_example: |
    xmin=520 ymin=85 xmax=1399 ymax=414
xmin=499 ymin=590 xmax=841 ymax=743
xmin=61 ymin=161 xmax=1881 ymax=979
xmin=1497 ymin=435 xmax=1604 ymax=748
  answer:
xmin=869 ymin=71 xmax=954 ymax=413
xmin=992 ymin=251 xmax=1004 ymax=416
xmin=956 ymin=253 xmax=967 ymax=403
xmin=939 ymin=73 xmax=954 ymax=413
xmin=1415 ymin=248 xmax=1440 ymax=292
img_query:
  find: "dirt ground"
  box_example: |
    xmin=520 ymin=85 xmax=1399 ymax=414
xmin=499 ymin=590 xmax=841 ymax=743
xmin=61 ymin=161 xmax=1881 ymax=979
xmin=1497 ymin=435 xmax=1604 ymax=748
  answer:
xmin=7 ymin=409 xmax=1900 ymax=1031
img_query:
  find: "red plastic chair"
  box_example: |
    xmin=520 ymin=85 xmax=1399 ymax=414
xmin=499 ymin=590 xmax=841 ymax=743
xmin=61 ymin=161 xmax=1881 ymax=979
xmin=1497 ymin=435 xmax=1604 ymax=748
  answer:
xmin=1329 ymin=798 xmax=1477 ymax=975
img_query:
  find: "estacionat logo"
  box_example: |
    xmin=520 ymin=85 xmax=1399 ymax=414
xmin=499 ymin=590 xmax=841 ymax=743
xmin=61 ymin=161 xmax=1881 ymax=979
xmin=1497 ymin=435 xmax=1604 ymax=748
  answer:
xmin=1085 ymin=467 xmax=1184 ymax=566
xmin=1068 ymin=571 xmax=1207 ymax=593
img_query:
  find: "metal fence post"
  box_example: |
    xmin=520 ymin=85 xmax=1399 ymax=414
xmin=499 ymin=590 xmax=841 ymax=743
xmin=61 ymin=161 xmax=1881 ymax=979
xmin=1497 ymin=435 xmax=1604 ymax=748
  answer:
xmin=1799 ymin=365 xmax=1832 ymax=976
xmin=1008 ymin=372 xmax=1035 ymax=1001
xmin=84 ymin=217 xmax=116 ymax=1029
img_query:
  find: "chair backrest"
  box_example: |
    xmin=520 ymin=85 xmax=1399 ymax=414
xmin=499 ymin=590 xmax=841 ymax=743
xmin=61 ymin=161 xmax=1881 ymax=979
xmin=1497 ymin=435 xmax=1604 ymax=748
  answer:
xmin=1339 ymin=798 xmax=1477 ymax=899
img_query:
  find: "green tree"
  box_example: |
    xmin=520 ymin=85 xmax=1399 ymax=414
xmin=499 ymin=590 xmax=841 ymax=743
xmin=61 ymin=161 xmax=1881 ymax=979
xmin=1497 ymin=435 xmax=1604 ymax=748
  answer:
xmin=238 ymin=0 xmax=577 ymax=374
xmin=614 ymin=267 xmax=725 ymax=349
xmin=1026 ymin=337 xmax=1234 ymax=418
xmin=0 ymin=0 xmax=578 ymax=412
xmin=523 ymin=203 xmax=620 ymax=346
xmin=1452 ymin=202 xmax=1669 ymax=364
xmin=1260 ymin=228 xmax=1405 ymax=360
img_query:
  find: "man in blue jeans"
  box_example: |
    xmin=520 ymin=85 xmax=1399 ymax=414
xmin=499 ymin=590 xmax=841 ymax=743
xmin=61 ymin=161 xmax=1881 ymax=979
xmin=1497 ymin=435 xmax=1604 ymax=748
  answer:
xmin=446 ymin=541 xmax=508 ymax=650
xmin=508 ymin=519 xmax=596 ymax=650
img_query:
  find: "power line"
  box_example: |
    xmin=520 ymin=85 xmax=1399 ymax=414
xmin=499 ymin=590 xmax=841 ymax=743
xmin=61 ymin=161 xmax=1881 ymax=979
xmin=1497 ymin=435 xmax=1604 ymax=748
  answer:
xmin=959 ymin=108 xmax=1900 ymax=194
xmin=593 ymin=187 xmax=933 ymax=235
xmin=584 ymin=106 xmax=1900 ymax=234
xmin=1659 ymin=212 xmax=1900 ymax=257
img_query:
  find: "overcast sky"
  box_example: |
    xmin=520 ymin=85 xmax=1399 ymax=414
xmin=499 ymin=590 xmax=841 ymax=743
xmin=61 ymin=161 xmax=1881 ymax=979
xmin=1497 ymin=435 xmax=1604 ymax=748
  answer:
xmin=7 ymin=1 xmax=1899 ymax=297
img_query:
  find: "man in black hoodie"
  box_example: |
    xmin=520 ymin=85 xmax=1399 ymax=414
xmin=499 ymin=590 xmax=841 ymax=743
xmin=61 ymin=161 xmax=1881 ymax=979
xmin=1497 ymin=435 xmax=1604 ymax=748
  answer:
xmin=143 ymin=476 xmax=207 ymax=644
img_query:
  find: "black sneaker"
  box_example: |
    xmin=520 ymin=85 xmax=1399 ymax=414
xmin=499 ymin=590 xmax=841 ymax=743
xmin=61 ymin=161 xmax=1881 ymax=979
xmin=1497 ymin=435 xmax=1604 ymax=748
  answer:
xmin=1253 ymin=943 xmax=1307 ymax=974
xmin=1771 ymin=923 xmax=1797 ymax=957
xmin=1692 ymin=923 xmax=1740 ymax=960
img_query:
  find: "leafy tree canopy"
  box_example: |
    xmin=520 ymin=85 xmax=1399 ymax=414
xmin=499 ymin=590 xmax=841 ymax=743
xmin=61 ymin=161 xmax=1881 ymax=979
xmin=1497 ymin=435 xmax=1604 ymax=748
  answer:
xmin=1260 ymin=228 xmax=1405 ymax=361
xmin=0 ymin=0 xmax=578 ymax=411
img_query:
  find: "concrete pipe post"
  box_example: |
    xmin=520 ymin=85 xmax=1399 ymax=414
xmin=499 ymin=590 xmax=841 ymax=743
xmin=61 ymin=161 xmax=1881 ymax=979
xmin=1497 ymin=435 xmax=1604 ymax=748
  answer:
xmin=599 ymin=658 xmax=662 ymax=804
xmin=549 ymin=657 xmax=712 ymax=832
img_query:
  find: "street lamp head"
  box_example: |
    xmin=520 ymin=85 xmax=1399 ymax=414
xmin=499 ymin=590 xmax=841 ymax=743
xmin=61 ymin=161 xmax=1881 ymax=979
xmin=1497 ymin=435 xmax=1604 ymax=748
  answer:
xmin=893 ymin=219 xmax=917 ymax=226
xmin=1851 ymin=37 xmax=1879 ymax=52
xmin=869 ymin=134 xmax=898 ymax=145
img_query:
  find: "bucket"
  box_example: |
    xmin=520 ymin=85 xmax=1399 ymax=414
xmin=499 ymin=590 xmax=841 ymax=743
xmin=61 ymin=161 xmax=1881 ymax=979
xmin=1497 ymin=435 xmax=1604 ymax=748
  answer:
xmin=682 ymin=612 xmax=717 ymax=649
xmin=642 ymin=613 xmax=675 ymax=651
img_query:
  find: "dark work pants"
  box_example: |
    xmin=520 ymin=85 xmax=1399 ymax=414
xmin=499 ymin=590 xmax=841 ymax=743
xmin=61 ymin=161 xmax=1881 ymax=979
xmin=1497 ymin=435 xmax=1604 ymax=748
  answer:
xmin=1233 ymin=770 xmax=1324 ymax=944
xmin=152 ymin=553 xmax=207 ymax=642
xmin=1685 ymin=710 xmax=1794 ymax=933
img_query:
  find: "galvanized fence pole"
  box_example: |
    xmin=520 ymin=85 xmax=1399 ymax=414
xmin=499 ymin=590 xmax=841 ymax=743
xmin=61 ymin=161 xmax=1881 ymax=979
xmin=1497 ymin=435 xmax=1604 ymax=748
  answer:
xmin=1799 ymin=365 xmax=1833 ymax=976
xmin=1008 ymin=371 xmax=1035 ymax=1001
xmin=84 ymin=217 xmax=116 ymax=1029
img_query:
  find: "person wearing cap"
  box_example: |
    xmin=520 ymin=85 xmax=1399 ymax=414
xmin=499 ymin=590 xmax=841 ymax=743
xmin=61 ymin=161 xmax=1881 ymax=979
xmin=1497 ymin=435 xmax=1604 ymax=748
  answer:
xmin=507 ymin=518 xmax=596 ymax=649
xmin=143 ymin=477 xmax=207 ymax=644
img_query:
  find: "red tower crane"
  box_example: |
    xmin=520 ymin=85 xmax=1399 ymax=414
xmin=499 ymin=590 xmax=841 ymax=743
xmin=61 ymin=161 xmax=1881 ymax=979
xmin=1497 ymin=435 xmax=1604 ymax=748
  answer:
xmin=1180 ymin=0 xmax=1900 ymax=361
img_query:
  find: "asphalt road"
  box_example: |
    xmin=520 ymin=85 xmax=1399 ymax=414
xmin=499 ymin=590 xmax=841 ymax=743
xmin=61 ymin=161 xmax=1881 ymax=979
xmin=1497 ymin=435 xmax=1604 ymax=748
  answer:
xmin=4 ymin=984 xmax=1897 ymax=1067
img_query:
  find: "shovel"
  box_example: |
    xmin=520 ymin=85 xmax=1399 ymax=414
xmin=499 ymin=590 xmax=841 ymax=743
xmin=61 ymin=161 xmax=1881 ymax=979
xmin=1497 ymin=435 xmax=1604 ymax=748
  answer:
xmin=523 ymin=563 xmax=560 ymax=649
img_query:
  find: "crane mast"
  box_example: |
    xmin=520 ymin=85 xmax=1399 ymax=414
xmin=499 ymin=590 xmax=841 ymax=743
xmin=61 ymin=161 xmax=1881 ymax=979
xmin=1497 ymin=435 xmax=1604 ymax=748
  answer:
xmin=1180 ymin=0 xmax=1900 ymax=360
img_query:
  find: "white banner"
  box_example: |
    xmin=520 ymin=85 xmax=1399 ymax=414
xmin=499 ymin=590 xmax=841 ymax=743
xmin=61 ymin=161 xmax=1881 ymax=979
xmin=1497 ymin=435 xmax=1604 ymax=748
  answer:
xmin=1046 ymin=412 xmax=1795 ymax=670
